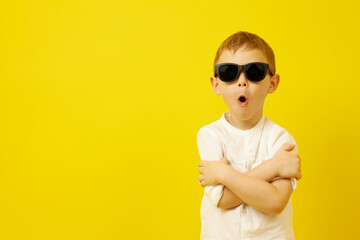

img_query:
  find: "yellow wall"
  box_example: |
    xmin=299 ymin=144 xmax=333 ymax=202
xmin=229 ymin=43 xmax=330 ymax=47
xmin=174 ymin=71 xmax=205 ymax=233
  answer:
xmin=1 ymin=0 xmax=359 ymax=239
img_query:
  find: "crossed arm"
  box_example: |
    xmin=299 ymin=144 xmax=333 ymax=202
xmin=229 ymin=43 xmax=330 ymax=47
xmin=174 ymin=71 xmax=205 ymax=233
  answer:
xmin=217 ymin=158 xmax=282 ymax=209
xmin=198 ymin=144 xmax=302 ymax=214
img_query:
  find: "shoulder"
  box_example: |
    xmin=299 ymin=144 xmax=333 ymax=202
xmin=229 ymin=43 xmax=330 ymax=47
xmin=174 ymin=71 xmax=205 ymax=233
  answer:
xmin=196 ymin=119 xmax=225 ymax=159
xmin=197 ymin=118 xmax=224 ymax=139
xmin=264 ymin=116 xmax=296 ymax=143
xmin=263 ymin=116 xmax=297 ymax=155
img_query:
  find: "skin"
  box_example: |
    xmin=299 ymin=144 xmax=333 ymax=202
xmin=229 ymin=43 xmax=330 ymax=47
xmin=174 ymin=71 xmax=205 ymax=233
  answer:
xmin=198 ymin=47 xmax=302 ymax=214
xmin=198 ymin=144 xmax=302 ymax=210
xmin=211 ymin=47 xmax=279 ymax=130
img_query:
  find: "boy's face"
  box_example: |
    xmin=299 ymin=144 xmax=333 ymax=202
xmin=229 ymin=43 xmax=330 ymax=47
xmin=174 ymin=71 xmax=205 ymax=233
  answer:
xmin=210 ymin=47 xmax=280 ymax=125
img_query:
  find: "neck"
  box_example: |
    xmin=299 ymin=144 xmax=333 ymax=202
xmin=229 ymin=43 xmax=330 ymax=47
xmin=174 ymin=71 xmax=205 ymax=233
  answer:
xmin=226 ymin=111 xmax=263 ymax=130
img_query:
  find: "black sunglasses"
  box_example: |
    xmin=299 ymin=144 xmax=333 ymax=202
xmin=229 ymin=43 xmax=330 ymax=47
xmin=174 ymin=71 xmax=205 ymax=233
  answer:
xmin=214 ymin=62 xmax=274 ymax=82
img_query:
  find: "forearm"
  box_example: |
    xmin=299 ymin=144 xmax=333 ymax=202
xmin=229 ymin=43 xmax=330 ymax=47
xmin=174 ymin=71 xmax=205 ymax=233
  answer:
xmin=218 ymin=159 xmax=278 ymax=209
xmin=219 ymin=165 xmax=282 ymax=214
xmin=245 ymin=158 xmax=278 ymax=181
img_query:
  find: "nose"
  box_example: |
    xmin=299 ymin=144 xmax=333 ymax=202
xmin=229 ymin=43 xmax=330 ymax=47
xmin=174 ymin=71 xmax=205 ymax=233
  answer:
xmin=237 ymin=71 xmax=248 ymax=87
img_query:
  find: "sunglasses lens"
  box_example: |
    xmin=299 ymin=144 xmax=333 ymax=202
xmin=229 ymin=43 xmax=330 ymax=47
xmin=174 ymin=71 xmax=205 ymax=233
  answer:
xmin=245 ymin=63 xmax=267 ymax=81
xmin=218 ymin=65 xmax=239 ymax=82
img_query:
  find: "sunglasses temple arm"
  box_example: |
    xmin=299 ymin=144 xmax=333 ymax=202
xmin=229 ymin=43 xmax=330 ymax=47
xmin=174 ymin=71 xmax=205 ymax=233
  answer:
xmin=269 ymin=68 xmax=275 ymax=76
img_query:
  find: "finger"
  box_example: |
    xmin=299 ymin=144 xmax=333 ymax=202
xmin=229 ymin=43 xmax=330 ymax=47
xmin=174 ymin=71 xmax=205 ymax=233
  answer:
xmin=220 ymin=157 xmax=229 ymax=164
xmin=280 ymin=143 xmax=295 ymax=152
xmin=199 ymin=179 xmax=205 ymax=187
xmin=297 ymin=172 xmax=302 ymax=180
xmin=198 ymin=167 xmax=204 ymax=174
xmin=198 ymin=175 xmax=204 ymax=182
xmin=198 ymin=160 xmax=207 ymax=167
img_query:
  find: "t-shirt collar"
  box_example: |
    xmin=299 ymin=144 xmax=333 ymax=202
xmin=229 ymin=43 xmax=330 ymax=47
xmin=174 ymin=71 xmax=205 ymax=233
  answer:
xmin=220 ymin=111 xmax=266 ymax=135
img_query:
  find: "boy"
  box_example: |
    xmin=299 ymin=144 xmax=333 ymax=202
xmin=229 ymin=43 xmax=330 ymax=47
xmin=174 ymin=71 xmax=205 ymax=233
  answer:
xmin=196 ymin=31 xmax=302 ymax=239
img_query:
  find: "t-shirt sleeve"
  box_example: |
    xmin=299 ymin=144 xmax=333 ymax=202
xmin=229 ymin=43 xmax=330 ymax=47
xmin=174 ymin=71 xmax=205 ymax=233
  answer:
xmin=197 ymin=127 xmax=224 ymax=207
xmin=269 ymin=129 xmax=298 ymax=191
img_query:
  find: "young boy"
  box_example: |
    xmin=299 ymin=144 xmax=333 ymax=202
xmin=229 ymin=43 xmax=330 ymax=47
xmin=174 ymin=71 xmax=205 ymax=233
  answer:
xmin=197 ymin=31 xmax=302 ymax=239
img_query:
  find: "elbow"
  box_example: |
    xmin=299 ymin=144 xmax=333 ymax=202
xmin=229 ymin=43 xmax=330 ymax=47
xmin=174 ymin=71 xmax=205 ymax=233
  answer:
xmin=217 ymin=201 xmax=228 ymax=209
xmin=271 ymin=206 xmax=284 ymax=215
xmin=217 ymin=200 xmax=226 ymax=209
xmin=270 ymin=201 xmax=287 ymax=215
xmin=217 ymin=200 xmax=243 ymax=209
xmin=260 ymin=197 xmax=287 ymax=214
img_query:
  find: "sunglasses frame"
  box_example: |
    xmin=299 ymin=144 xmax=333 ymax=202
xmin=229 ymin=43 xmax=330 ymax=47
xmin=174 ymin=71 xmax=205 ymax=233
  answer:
xmin=214 ymin=62 xmax=275 ymax=82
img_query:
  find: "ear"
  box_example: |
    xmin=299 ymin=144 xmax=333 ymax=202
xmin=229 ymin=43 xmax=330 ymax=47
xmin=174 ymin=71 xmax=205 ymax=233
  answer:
xmin=268 ymin=74 xmax=280 ymax=94
xmin=210 ymin=76 xmax=221 ymax=95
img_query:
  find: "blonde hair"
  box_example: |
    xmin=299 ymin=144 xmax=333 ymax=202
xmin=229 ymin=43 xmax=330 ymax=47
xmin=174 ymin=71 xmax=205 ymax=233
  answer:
xmin=213 ymin=31 xmax=276 ymax=76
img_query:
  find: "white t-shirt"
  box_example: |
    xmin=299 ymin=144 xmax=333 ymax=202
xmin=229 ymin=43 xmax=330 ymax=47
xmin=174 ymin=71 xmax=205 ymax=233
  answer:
xmin=197 ymin=112 xmax=298 ymax=240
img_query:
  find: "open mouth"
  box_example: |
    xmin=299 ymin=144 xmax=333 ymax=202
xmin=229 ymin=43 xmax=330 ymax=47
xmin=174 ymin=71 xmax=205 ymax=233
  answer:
xmin=237 ymin=95 xmax=248 ymax=105
xmin=239 ymin=96 xmax=247 ymax=102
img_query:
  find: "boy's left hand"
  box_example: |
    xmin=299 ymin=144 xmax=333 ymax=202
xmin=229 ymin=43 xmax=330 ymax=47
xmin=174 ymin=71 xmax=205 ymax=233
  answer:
xmin=198 ymin=157 xmax=229 ymax=187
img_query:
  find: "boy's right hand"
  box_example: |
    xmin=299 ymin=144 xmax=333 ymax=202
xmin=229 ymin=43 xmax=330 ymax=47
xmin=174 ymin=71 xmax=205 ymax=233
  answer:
xmin=270 ymin=144 xmax=302 ymax=180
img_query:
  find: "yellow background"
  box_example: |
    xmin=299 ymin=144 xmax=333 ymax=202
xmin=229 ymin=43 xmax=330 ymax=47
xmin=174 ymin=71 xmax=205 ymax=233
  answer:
xmin=1 ymin=0 xmax=359 ymax=239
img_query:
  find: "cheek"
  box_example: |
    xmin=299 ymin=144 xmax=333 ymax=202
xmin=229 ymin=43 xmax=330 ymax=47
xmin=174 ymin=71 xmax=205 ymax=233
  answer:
xmin=220 ymin=86 xmax=235 ymax=97
xmin=254 ymin=83 xmax=268 ymax=93
xmin=220 ymin=90 xmax=237 ymax=106
xmin=250 ymin=87 xmax=268 ymax=101
xmin=226 ymin=90 xmax=239 ymax=101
